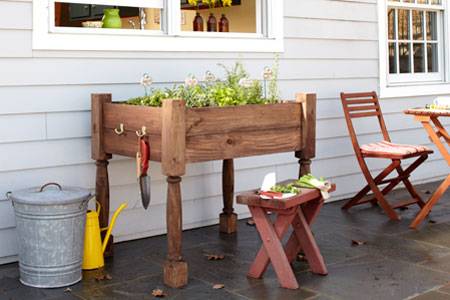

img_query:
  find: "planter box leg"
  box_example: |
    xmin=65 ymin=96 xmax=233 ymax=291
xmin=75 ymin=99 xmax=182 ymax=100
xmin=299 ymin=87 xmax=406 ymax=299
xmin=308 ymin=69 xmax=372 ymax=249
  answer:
xmin=96 ymin=159 xmax=113 ymax=257
xmin=164 ymin=176 xmax=188 ymax=288
xmin=220 ymin=159 xmax=237 ymax=234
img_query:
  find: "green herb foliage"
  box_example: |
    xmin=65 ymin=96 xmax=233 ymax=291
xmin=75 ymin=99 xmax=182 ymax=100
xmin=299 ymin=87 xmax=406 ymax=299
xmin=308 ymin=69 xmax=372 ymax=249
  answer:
xmin=127 ymin=62 xmax=278 ymax=108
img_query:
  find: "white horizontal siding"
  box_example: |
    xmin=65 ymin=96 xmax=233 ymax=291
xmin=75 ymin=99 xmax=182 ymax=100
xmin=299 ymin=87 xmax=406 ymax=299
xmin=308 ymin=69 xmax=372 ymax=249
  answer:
xmin=0 ymin=0 xmax=448 ymax=262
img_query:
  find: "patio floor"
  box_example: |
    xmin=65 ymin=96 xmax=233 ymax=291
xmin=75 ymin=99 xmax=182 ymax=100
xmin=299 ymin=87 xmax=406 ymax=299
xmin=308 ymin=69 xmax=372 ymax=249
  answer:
xmin=1 ymin=181 xmax=450 ymax=299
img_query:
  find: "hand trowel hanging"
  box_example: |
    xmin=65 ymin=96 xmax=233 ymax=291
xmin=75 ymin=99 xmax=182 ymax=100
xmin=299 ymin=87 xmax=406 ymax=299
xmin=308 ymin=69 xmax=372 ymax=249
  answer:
xmin=136 ymin=127 xmax=151 ymax=209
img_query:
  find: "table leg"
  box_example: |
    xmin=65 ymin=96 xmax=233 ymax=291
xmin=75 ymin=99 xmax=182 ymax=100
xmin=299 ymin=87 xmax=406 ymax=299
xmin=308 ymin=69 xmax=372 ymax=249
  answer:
xmin=164 ymin=176 xmax=188 ymax=288
xmin=409 ymin=117 xmax=450 ymax=229
xmin=249 ymin=206 xmax=299 ymax=289
xmin=410 ymin=175 xmax=450 ymax=229
xmin=431 ymin=117 xmax=450 ymax=146
xmin=220 ymin=159 xmax=237 ymax=234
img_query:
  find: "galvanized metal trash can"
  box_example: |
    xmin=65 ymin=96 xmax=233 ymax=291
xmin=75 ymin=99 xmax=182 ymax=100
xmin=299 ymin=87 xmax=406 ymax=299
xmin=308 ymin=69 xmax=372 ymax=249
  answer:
xmin=9 ymin=183 xmax=91 ymax=288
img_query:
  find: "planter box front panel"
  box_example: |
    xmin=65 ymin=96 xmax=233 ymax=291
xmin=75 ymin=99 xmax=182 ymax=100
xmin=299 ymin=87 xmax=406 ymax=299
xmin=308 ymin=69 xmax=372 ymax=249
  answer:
xmin=185 ymin=103 xmax=303 ymax=162
xmin=186 ymin=127 xmax=302 ymax=162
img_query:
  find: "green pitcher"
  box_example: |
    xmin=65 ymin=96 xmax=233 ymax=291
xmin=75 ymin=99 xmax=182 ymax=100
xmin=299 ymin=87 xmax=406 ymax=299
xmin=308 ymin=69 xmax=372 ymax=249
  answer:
xmin=102 ymin=8 xmax=122 ymax=29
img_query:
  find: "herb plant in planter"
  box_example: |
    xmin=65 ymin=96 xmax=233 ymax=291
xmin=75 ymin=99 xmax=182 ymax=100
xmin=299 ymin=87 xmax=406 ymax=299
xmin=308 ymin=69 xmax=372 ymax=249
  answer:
xmin=91 ymin=62 xmax=317 ymax=289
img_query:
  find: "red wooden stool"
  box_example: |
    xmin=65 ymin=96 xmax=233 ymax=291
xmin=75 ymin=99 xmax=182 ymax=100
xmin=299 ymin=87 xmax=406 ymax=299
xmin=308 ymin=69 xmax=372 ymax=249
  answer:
xmin=237 ymin=183 xmax=334 ymax=289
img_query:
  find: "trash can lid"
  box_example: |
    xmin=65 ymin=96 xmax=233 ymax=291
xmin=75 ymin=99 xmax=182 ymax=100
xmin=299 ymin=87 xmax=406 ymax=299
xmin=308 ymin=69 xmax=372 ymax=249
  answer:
xmin=10 ymin=183 xmax=91 ymax=205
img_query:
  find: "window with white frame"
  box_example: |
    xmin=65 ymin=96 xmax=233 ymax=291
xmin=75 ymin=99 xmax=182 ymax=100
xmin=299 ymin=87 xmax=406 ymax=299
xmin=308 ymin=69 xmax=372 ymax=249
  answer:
xmin=386 ymin=0 xmax=444 ymax=84
xmin=33 ymin=0 xmax=283 ymax=52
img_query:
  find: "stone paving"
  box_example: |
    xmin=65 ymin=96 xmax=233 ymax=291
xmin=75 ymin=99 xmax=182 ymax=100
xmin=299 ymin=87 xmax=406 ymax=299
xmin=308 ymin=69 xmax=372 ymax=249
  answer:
xmin=1 ymin=182 xmax=450 ymax=299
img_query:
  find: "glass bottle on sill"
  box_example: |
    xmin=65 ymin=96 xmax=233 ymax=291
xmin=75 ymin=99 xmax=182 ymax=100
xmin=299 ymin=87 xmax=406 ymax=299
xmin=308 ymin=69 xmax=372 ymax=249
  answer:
xmin=193 ymin=12 xmax=204 ymax=31
xmin=102 ymin=8 xmax=122 ymax=29
xmin=219 ymin=14 xmax=229 ymax=32
xmin=207 ymin=13 xmax=217 ymax=32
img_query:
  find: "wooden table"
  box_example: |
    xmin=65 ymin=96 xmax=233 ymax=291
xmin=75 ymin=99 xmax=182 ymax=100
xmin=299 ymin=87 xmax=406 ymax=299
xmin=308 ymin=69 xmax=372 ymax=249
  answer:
xmin=404 ymin=108 xmax=450 ymax=229
xmin=91 ymin=93 xmax=317 ymax=288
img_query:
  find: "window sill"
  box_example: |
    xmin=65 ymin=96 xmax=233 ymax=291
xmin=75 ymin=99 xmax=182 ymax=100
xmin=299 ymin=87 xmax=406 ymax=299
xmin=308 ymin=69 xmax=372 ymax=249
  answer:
xmin=32 ymin=31 xmax=284 ymax=52
xmin=379 ymin=82 xmax=450 ymax=99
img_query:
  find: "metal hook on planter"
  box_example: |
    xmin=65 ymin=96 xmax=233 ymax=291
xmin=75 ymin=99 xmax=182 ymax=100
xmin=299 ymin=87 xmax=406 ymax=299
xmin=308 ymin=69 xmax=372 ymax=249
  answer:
xmin=136 ymin=126 xmax=147 ymax=138
xmin=114 ymin=123 xmax=125 ymax=136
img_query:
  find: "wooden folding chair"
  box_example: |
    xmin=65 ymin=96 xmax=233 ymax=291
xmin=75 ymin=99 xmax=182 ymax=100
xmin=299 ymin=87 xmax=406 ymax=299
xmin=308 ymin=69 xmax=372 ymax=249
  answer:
xmin=340 ymin=91 xmax=433 ymax=220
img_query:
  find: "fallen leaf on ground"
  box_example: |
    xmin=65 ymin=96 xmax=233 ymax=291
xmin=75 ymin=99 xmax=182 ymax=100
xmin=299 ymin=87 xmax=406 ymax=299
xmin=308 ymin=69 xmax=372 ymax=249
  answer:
xmin=213 ymin=283 xmax=225 ymax=289
xmin=64 ymin=288 xmax=72 ymax=293
xmin=205 ymin=254 xmax=225 ymax=260
xmin=351 ymin=239 xmax=367 ymax=246
xmin=95 ymin=273 xmax=112 ymax=281
xmin=152 ymin=289 xmax=166 ymax=298
xmin=246 ymin=219 xmax=255 ymax=226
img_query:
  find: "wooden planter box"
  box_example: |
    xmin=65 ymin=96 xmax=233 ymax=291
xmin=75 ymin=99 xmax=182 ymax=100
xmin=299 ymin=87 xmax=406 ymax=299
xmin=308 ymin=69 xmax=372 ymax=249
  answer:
xmin=91 ymin=93 xmax=317 ymax=288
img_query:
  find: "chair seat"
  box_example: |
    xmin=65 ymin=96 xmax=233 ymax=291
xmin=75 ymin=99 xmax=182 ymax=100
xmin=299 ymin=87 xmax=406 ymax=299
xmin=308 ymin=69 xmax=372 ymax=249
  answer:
xmin=361 ymin=141 xmax=433 ymax=159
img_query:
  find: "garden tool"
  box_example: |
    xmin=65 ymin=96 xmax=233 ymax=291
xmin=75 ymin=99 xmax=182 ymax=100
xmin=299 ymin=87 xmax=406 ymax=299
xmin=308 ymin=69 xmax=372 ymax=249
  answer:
xmin=82 ymin=201 xmax=127 ymax=270
xmin=137 ymin=136 xmax=151 ymax=209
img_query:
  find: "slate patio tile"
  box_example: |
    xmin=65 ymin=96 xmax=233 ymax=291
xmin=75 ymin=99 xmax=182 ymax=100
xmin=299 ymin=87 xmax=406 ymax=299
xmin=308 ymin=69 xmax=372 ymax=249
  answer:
xmin=401 ymin=223 xmax=450 ymax=248
xmin=410 ymin=290 xmax=450 ymax=300
xmin=73 ymin=274 xmax=244 ymax=300
xmin=439 ymin=282 xmax=450 ymax=294
xmin=297 ymin=255 xmax=448 ymax=300
xmin=234 ymin=278 xmax=317 ymax=300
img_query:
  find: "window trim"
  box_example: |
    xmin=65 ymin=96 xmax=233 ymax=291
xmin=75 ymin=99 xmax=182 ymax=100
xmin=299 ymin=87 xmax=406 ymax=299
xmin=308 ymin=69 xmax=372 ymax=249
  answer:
xmin=378 ymin=0 xmax=450 ymax=98
xmin=32 ymin=0 xmax=284 ymax=52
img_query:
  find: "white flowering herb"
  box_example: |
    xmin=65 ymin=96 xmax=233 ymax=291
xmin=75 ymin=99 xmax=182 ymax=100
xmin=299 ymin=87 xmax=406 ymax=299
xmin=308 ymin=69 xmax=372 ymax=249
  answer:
xmin=140 ymin=73 xmax=153 ymax=96
xmin=184 ymin=76 xmax=199 ymax=87
xmin=204 ymin=71 xmax=217 ymax=83
xmin=263 ymin=67 xmax=273 ymax=81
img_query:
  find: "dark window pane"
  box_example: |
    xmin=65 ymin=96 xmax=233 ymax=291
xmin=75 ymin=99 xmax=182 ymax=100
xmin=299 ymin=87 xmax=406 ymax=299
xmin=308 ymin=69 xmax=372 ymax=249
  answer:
xmin=412 ymin=10 xmax=424 ymax=40
xmin=413 ymin=43 xmax=425 ymax=73
xmin=426 ymin=11 xmax=437 ymax=40
xmin=389 ymin=43 xmax=397 ymax=74
xmin=398 ymin=10 xmax=410 ymax=40
xmin=388 ymin=9 xmax=396 ymax=40
xmin=399 ymin=43 xmax=411 ymax=73
xmin=427 ymin=43 xmax=439 ymax=72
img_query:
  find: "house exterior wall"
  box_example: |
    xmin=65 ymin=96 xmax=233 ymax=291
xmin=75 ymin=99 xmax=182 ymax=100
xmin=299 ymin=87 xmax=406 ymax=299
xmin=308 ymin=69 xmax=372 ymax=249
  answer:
xmin=0 ymin=0 xmax=447 ymax=264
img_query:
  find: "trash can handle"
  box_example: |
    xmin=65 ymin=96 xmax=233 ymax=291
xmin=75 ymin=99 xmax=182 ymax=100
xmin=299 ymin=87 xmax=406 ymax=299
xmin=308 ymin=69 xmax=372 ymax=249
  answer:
xmin=39 ymin=182 xmax=62 ymax=193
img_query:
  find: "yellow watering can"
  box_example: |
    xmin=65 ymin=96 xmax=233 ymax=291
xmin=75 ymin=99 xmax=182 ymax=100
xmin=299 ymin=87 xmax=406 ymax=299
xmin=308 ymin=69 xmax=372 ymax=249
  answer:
xmin=82 ymin=200 xmax=127 ymax=270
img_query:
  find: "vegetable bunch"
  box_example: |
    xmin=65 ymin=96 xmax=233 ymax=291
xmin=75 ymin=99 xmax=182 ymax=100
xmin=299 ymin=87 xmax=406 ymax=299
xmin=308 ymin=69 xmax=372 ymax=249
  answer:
xmin=295 ymin=174 xmax=327 ymax=189
xmin=269 ymin=183 xmax=300 ymax=194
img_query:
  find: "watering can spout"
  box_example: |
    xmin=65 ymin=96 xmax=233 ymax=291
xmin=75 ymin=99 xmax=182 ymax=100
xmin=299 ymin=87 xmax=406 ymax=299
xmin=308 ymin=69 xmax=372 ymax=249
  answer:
xmin=101 ymin=203 xmax=127 ymax=253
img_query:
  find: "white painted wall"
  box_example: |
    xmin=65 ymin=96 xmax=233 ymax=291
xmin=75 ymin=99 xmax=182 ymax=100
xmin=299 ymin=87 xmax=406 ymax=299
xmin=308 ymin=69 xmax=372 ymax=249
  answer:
xmin=0 ymin=0 xmax=448 ymax=264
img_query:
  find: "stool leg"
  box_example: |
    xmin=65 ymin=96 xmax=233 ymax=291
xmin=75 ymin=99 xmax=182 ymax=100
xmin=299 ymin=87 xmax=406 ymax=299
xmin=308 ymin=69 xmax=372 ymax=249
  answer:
xmin=285 ymin=198 xmax=323 ymax=263
xmin=293 ymin=208 xmax=327 ymax=275
xmin=248 ymin=209 xmax=297 ymax=279
xmin=249 ymin=206 xmax=299 ymax=290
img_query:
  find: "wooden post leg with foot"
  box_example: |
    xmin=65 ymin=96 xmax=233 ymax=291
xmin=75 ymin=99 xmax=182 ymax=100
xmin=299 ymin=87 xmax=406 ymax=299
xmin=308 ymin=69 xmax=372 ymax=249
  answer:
xmin=96 ymin=159 xmax=113 ymax=256
xmin=220 ymin=159 xmax=237 ymax=234
xmin=162 ymin=99 xmax=188 ymax=288
xmin=91 ymin=94 xmax=113 ymax=256
xmin=164 ymin=176 xmax=188 ymax=288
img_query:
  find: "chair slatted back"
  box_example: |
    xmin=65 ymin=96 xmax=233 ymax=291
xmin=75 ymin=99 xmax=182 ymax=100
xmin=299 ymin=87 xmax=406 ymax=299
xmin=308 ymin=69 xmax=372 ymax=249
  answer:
xmin=341 ymin=92 xmax=391 ymax=152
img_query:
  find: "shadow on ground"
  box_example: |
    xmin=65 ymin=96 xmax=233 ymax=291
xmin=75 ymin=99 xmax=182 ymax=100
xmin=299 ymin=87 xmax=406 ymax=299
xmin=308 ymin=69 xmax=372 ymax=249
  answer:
xmin=1 ymin=182 xmax=450 ymax=300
